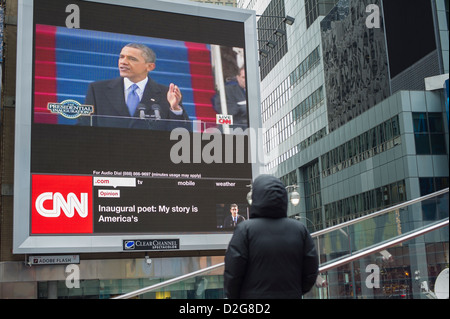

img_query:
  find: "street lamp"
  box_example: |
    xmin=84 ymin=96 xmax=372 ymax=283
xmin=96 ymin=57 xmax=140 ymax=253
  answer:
xmin=258 ymin=28 xmax=286 ymax=37
xmin=256 ymin=15 xmax=296 ymax=26
xmin=282 ymin=15 xmax=295 ymax=26
xmin=265 ymin=40 xmax=277 ymax=48
xmin=256 ymin=15 xmax=295 ymax=62
xmin=246 ymin=184 xmax=253 ymax=205
xmin=259 ymin=48 xmax=269 ymax=58
xmin=246 ymin=184 xmax=300 ymax=206
xmin=258 ymin=39 xmax=277 ymax=48
xmin=273 ymin=28 xmax=286 ymax=37
xmin=286 ymin=184 xmax=300 ymax=206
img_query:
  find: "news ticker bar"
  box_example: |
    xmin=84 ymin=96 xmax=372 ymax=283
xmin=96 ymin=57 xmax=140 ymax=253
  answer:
xmin=93 ymin=175 xmax=250 ymax=194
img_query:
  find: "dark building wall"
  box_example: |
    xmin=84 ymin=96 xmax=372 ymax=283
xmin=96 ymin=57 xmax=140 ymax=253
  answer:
xmin=321 ymin=0 xmax=390 ymax=132
xmin=382 ymin=0 xmax=437 ymax=78
xmin=383 ymin=0 xmax=441 ymax=93
xmin=321 ymin=0 xmax=442 ymax=132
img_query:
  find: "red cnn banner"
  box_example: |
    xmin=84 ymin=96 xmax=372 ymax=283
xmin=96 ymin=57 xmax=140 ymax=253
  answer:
xmin=31 ymin=175 xmax=93 ymax=234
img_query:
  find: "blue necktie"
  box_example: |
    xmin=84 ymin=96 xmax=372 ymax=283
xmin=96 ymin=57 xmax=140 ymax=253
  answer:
xmin=127 ymin=84 xmax=140 ymax=116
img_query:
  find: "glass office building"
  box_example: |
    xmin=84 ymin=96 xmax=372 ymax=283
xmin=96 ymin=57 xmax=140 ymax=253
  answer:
xmin=241 ymin=0 xmax=449 ymax=299
xmin=245 ymin=0 xmax=449 ymax=231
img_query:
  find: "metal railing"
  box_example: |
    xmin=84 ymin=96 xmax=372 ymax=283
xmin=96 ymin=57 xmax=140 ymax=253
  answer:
xmin=318 ymin=218 xmax=448 ymax=273
xmin=310 ymin=188 xmax=448 ymax=238
xmin=113 ymin=188 xmax=449 ymax=299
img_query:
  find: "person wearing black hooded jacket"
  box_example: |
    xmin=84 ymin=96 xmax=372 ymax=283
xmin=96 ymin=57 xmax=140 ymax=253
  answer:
xmin=224 ymin=174 xmax=319 ymax=299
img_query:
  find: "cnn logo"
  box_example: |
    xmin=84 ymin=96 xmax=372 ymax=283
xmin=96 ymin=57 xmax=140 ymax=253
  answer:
xmin=31 ymin=175 xmax=93 ymax=234
xmin=216 ymin=114 xmax=233 ymax=125
xmin=36 ymin=192 xmax=89 ymax=218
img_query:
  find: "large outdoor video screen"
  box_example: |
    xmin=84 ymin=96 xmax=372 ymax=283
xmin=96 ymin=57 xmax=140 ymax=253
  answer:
xmin=14 ymin=0 xmax=261 ymax=253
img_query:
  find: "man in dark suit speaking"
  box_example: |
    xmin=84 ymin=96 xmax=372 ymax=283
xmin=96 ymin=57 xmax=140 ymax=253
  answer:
xmin=79 ymin=43 xmax=189 ymax=130
xmin=223 ymin=204 xmax=246 ymax=230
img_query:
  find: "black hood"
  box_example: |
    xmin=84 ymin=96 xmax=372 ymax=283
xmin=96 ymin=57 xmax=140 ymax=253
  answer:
xmin=250 ymin=175 xmax=288 ymax=219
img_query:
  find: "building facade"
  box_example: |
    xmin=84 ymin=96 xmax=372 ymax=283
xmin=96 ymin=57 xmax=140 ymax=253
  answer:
xmin=239 ymin=0 xmax=449 ymax=299
xmin=242 ymin=0 xmax=449 ymax=231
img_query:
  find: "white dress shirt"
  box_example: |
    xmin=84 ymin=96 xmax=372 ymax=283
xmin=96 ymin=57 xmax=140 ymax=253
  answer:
xmin=124 ymin=77 xmax=147 ymax=104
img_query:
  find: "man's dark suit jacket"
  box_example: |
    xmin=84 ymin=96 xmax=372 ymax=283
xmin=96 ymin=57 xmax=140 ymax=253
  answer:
xmin=223 ymin=214 xmax=246 ymax=229
xmin=79 ymin=77 xmax=190 ymax=130
xmin=213 ymin=82 xmax=248 ymax=126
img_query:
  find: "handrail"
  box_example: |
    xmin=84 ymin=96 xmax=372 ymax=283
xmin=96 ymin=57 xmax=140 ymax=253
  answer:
xmin=113 ymin=217 xmax=449 ymax=299
xmin=318 ymin=218 xmax=448 ymax=273
xmin=113 ymin=262 xmax=225 ymax=299
xmin=310 ymin=188 xmax=448 ymax=238
xmin=112 ymin=189 xmax=448 ymax=299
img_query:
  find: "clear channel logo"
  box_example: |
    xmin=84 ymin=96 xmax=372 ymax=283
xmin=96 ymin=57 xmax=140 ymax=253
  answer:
xmin=124 ymin=241 xmax=135 ymax=250
xmin=123 ymin=239 xmax=180 ymax=251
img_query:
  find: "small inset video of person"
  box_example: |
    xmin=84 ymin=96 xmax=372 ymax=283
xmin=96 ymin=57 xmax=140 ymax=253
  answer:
xmin=223 ymin=203 xmax=246 ymax=229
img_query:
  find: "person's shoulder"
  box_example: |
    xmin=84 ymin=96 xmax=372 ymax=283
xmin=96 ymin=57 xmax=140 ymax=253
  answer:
xmin=277 ymin=218 xmax=309 ymax=233
xmin=224 ymin=82 xmax=240 ymax=92
xmin=285 ymin=217 xmax=307 ymax=227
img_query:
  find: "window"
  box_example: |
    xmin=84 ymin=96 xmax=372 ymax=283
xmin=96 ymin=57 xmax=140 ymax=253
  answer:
xmin=324 ymin=180 xmax=407 ymax=228
xmin=265 ymin=86 xmax=324 ymax=152
xmin=289 ymin=47 xmax=321 ymax=89
xmin=303 ymin=160 xmax=323 ymax=231
xmin=413 ymin=112 xmax=447 ymax=155
xmin=280 ymin=170 xmax=297 ymax=188
xmin=321 ymin=116 xmax=402 ymax=177
xmin=305 ymin=0 xmax=339 ymax=29
xmin=446 ymin=0 xmax=450 ymax=30
xmin=420 ymin=177 xmax=449 ymax=196
xmin=258 ymin=0 xmax=288 ymax=80
xmin=420 ymin=177 xmax=449 ymax=221
xmin=392 ymin=115 xmax=400 ymax=137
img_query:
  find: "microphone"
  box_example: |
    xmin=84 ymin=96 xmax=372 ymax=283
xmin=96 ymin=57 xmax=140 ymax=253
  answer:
xmin=152 ymin=104 xmax=161 ymax=120
xmin=138 ymin=103 xmax=147 ymax=119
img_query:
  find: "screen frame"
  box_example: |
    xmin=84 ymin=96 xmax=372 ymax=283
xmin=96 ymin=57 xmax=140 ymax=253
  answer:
xmin=13 ymin=0 xmax=261 ymax=254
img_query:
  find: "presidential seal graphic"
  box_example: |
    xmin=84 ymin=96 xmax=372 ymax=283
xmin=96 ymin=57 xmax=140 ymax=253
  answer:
xmin=47 ymin=99 xmax=94 ymax=119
